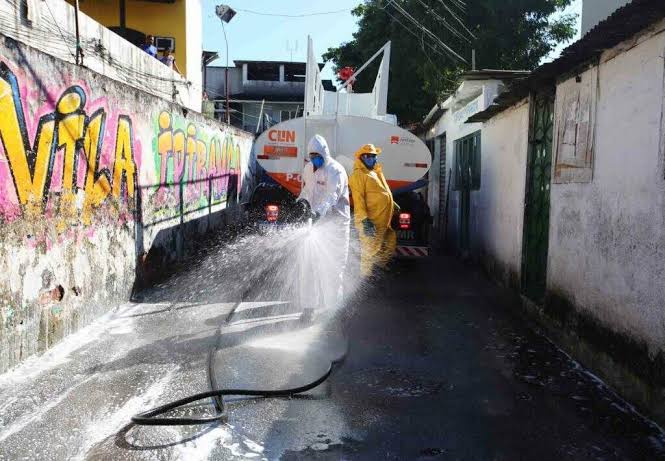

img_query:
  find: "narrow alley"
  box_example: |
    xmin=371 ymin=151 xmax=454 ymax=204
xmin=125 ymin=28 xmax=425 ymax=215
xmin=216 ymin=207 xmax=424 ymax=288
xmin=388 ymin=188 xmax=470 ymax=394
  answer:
xmin=1 ymin=251 xmax=663 ymax=460
xmin=3 ymin=1 xmax=665 ymax=460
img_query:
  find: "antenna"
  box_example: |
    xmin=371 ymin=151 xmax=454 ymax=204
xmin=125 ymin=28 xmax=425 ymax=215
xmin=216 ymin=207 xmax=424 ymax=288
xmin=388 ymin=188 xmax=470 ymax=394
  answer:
xmin=286 ymin=40 xmax=299 ymax=62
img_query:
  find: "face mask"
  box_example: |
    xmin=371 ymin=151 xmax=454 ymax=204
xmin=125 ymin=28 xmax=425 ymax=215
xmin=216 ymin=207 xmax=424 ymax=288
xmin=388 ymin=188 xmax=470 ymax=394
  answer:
xmin=362 ymin=155 xmax=377 ymax=169
xmin=311 ymin=155 xmax=324 ymax=170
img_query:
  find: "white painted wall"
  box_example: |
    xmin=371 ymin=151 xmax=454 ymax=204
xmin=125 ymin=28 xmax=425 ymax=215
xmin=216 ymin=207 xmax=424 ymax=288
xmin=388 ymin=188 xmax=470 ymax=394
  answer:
xmin=185 ymin=0 xmax=203 ymax=106
xmin=0 ymin=0 xmax=200 ymax=111
xmin=581 ymin=0 xmax=631 ymax=36
xmin=547 ymin=19 xmax=665 ymax=354
xmin=472 ymin=100 xmax=530 ymax=284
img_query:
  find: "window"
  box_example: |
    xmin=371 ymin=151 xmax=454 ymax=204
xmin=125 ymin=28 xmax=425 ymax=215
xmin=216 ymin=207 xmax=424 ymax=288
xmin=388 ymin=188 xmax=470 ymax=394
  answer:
xmin=453 ymin=131 xmax=481 ymax=191
xmin=247 ymin=62 xmax=279 ymax=81
xmin=553 ymin=68 xmax=597 ymax=183
xmin=280 ymin=110 xmax=300 ymax=122
xmin=284 ymin=63 xmax=306 ymax=82
xmin=155 ymin=36 xmax=175 ymax=52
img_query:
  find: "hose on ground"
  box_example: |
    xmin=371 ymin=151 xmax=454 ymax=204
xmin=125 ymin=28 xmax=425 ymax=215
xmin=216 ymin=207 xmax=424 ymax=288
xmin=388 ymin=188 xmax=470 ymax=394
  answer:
xmin=131 ymin=300 xmax=346 ymax=426
xmin=130 ymin=362 xmax=338 ymax=426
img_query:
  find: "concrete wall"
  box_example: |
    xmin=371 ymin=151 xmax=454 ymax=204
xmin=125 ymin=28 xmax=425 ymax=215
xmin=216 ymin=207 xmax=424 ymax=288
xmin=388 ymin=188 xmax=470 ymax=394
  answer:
xmin=0 ymin=34 xmax=253 ymax=373
xmin=472 ymin=100 xmax=530 ymax=288
xmin=581 ymin=0 xmax=631 ymax=36
xmin=0 ymin=0 xmax=200 ymax=111
xmin=184 ymin=0 xmax=202 ymax=95
xmin=547 ymin=19 xmax=665 ymax=356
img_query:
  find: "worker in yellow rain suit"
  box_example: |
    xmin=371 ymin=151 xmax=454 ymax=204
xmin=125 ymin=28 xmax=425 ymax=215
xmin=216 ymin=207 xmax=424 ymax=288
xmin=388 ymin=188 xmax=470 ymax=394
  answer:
xmin=349 ymin=144 xmax=398 ymax=277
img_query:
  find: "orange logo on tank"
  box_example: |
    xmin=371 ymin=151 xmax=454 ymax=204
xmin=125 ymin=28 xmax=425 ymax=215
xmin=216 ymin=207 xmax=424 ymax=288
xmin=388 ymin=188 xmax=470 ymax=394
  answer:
xmin=268 ymin=129 xmax=296 ymax=143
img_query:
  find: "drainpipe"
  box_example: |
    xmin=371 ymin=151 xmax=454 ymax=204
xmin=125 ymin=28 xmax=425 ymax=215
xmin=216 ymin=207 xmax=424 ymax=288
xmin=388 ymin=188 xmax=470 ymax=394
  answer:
xmin=119 ymin=0 xmax=126 ymax=29
xmin=74 ymin=0 xmax=83 ymax=65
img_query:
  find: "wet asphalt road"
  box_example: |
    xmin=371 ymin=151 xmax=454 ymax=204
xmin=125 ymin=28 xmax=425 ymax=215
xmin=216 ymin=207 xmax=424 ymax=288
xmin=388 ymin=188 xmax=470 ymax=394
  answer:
xmin=1 ymin=252 xmax=665 ymax=460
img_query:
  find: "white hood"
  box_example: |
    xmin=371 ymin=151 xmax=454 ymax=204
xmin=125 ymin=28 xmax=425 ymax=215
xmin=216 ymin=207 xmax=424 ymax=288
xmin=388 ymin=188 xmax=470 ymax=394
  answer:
xmin=307 ymin=134 xmax=331 ymax=162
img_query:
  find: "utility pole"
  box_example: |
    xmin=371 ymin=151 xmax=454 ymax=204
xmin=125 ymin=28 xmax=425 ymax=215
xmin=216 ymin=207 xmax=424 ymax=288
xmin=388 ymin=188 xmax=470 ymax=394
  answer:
xmin=222 ymin=22 xmax=230 ymax=124
xmin=215 ymin=5 xmax=237 ymax=125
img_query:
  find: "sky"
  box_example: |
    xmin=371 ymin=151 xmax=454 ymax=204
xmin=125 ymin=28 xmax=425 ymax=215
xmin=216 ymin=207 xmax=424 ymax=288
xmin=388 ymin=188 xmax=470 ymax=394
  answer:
xmin=202 ymin=0 xmax=361 ymax=80
xmin=545 ymin=0 xmax=583 ymax=63
xmin=202 ymin=0 xmax=583 ymax=80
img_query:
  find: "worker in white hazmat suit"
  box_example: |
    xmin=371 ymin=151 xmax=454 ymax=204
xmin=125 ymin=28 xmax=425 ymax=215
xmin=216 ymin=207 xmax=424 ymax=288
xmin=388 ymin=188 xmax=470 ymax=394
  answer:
xmin=296 ymin=135 xmax=350 ymax=321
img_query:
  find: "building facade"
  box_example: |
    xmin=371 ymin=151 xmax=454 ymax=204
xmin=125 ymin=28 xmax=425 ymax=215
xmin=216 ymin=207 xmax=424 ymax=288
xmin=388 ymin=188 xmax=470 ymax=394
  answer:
xmin=205 ymin=60 xmax=334 ymax=132
xmin=454 ymin=0 xmax=665 ymax=422
xmin=66 ymin=0 xmax=203 ymax=100
xmin=421 ymin=71 xmax=530 ymax=252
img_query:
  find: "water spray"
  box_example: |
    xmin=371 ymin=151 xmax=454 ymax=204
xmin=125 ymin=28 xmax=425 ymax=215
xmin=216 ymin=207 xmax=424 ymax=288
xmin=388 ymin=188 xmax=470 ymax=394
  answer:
xmin=130 ymin=199 xmax=350 ymax=426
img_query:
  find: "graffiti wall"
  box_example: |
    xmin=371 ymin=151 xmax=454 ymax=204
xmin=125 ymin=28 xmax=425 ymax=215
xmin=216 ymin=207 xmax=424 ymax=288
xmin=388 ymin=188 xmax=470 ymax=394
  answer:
xmin=151 ymin=111 xmax=246 ymax=217
xmin=0 ymin=62 xmax=139 ymax=229
xmin=0 ymin=38 xmax=253 ymax=373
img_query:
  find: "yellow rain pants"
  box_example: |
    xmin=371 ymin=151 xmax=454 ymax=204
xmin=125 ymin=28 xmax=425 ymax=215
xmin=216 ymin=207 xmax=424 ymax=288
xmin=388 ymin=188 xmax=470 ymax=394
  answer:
xmin=349 ymin=148 xmax=397 ymax=277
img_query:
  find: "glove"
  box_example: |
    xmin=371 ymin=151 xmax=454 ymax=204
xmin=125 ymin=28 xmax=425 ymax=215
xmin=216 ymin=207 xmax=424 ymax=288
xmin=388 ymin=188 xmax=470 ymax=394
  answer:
xmin=362 ymin=218 xmax=376 ymax=237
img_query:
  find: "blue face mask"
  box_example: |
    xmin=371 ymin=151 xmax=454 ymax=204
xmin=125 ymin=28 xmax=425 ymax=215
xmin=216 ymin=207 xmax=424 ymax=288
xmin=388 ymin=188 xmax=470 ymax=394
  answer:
xmin=311 ymin=155 xmax=324 ymax=170
xmin=361 ymin=155 xmax=377 ymax=169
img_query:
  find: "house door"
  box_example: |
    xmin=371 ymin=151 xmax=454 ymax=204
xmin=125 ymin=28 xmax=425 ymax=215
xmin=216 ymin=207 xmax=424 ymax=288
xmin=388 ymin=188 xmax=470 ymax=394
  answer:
xmin=521 ymin=92 xmax=555 ymax=302
xmin=454 ymin=132 xmax=480 ymax=252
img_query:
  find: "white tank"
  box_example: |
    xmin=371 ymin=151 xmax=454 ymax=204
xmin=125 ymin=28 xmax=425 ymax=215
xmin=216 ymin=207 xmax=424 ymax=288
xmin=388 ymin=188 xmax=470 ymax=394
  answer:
xmin=254 ymin=38 xmax=431 ymax=196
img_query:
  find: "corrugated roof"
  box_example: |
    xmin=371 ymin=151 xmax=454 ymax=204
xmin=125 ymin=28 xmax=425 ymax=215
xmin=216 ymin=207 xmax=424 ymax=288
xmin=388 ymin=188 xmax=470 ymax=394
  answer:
xmin=468 ymin=0 xmax=665 ymax=123
xmin=459 ymin=69 xmax=531 ymax=80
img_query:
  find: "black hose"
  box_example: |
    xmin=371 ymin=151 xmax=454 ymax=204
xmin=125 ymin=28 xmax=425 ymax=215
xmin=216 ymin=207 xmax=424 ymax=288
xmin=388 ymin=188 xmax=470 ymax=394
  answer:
xmin=131 ymin=296 xmax=346 ymax=426
xmin=130 ymin=362 xmax=337 ymax=426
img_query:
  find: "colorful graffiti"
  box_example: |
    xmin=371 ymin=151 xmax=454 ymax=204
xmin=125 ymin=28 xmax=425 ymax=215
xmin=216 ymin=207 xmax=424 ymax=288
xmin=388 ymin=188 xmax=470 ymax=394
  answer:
xmin=154 ymin=111 xmax=242 ymax=212
xmin=0 ymin=62 xmax=139 ymax=227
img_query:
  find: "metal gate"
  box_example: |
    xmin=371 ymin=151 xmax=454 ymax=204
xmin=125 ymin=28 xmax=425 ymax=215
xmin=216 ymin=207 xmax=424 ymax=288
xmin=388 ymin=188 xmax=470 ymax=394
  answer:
xmin=454 ymin=132 xmax=480 ymax=252
xmin=521 ymin=91 xmax=555 ymax=302
xmin=438 ymin=135 xmax=447 ymax=232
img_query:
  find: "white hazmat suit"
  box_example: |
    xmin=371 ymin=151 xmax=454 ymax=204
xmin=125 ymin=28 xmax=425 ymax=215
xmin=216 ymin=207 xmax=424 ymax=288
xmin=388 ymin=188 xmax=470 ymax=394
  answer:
xmin=298 ymin=135 xmax=351 ymax=221
xmin=297 ymin=135 xmax=350 ymax=312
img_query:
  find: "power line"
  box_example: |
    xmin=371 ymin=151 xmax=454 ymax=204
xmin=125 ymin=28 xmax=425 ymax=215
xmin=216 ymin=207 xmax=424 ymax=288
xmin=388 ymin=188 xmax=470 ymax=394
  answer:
xmin=447 ymin=0 xmax=467 ymax=13
xmin=415 ymin=0 xmax=471 ymax=43
xmin=382 ymin=7 xmax=455 ymax=63
xmin=235 ymin=7 xmax=352 ymax=18
xmin=387 ymin=0 xmax=467 ymax=63
xmin=43 ymin=1 xmax=77 ymax=59
xmin=434 ymin=0 xmax=476 ymax=40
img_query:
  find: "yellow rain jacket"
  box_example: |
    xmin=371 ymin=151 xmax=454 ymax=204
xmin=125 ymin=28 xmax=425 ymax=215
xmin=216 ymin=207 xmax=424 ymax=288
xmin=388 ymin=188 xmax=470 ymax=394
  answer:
xmin=348 ymin=144 xmax=397 ymax=276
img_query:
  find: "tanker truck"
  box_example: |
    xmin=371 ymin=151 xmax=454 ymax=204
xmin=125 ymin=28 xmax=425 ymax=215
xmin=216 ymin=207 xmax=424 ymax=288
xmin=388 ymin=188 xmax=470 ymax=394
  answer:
xmin=245 ymin=38 xmax=432 ymax=257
